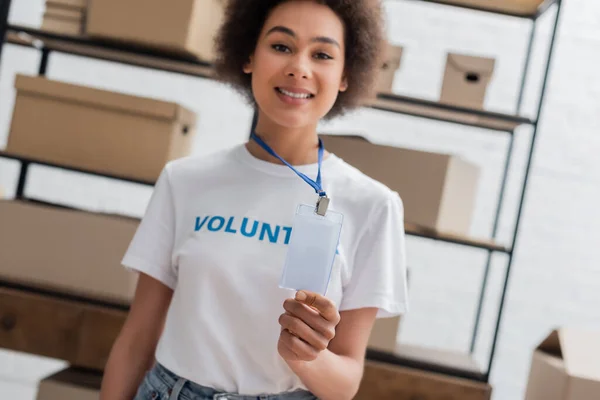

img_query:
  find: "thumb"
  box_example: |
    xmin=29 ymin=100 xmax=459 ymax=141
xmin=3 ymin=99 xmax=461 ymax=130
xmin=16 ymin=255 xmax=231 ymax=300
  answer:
xmin=295 ymin=290 xmax=337 ymax=321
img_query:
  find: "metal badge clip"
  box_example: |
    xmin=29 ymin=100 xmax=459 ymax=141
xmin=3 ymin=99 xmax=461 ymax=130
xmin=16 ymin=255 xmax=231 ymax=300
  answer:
xmin=316 ymin=196 xmax=330 ymax=216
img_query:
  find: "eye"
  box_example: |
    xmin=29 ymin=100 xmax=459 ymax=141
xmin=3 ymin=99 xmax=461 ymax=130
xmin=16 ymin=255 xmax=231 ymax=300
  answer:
xmin=272 ymin=44 xmax=291 ymax=53
xmin=314 ymin=52 xmax=333 ymax=60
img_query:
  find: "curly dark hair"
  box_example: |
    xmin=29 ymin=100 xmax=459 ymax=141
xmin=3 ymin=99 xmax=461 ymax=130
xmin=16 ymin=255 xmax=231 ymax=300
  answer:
xmin=213 ymin=0 xmax=385 ymax=119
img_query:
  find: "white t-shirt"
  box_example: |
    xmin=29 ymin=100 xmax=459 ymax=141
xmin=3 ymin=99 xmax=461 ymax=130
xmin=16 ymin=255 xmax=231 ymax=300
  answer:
xmin=122 ymin=143 xmax=408 ymax=395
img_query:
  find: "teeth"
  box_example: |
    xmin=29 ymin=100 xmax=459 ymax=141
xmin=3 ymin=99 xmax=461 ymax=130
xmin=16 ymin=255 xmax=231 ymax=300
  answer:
xmin=278 ymin=88 xmax=311 ymax=99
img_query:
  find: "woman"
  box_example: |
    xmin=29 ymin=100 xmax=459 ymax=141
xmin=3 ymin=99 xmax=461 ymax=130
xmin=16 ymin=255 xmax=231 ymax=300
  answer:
xmin=100 ymin=1 xmax=408 ymax=399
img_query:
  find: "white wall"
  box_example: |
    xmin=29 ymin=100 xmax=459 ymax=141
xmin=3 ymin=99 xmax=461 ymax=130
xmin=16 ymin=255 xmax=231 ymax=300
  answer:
xmin=1 ymin=1 xmax=599 ymax=399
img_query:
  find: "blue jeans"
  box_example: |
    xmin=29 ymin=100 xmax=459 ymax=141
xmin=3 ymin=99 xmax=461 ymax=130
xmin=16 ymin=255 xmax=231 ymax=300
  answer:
xmin=134 ymin=362 xmax=318 ymax=400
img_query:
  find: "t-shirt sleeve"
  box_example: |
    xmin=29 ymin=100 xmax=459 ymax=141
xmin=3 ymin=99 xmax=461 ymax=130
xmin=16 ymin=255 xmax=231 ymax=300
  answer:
xmin=339 ymin=192 xmax=409 ymax=318
xmin=122 ymin=165 xmax=177 ymax=290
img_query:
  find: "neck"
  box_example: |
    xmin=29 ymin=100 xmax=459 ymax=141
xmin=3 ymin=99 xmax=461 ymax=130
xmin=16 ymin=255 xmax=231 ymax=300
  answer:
xmin=246 ymin=112 xmax=325 ymax=166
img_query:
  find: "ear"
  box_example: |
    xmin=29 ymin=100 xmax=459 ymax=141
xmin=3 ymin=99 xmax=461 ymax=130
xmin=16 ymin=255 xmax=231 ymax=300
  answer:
xmin=243 ymin=54 xmax=254 ymax=74
xmin=339 ymin=75 xmax=348 ymax=92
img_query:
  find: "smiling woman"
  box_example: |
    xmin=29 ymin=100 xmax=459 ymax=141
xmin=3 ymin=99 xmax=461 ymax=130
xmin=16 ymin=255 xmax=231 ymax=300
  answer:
xmin=214 ymin=0 xmax=385 ymax=120
xmin=99 ymin=2 xmax=408 ymax=400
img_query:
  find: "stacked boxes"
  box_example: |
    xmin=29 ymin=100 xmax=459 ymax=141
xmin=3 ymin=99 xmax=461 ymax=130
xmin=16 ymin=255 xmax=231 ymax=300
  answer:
xmin=40 ymin=0 xmax=227 ymax=62
xmin=86 ymin=0 xmax=226 ymax=61
xmin=2 ymin=74 xmax=196 ymax=304
xmin=41 ymin=0 xmax=87 ymax=36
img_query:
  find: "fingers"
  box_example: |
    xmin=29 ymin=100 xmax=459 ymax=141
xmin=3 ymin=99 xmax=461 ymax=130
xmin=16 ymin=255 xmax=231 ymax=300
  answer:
xmin=278 ymin=313 xmax=329 ymax=351
xmin=280 ymin=328 xmax=319 ymax=361
xmin=283 ymin=299 xmax=336 ymax=342
xmin=278 ymin=334 xmax=299 ymax=361
xmin=295 ymin=291 xmax=340 ymax=324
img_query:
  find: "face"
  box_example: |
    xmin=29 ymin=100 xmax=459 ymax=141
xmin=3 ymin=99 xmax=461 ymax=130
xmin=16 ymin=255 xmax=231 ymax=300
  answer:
xmin=243 ymin=0 xmax=348 ymax=129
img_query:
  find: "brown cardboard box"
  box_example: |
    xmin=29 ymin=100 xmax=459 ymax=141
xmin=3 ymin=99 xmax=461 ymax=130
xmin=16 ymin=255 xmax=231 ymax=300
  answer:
xmin=355 ymin=360 xmax=492 ymax=400
xmin=320 ymin=134 xmax=480 ymax=235
xmin=0 ymin=200 xmax=138 ymax=305
xmin=6 ymin=74 xmax=196 ymax=182
xmin=0 ymin=287 xmax=127 ymax=370
xmin=42 ymin=0 xmax=86 ymax=35
xmin=46 ymin=0 xmax=88 ymax=10
xmin=86 ymin=0 xmax=226 ymax=61
xmin=440 ymin=53 xmax=495 ymax=110
xmin=37 ymin=368 xmax=101 ymax=400
xmin=368 ymin=316 xmax=401 ymax=352
xmin=375 ymin=43 xmax=403 ymax=93
xmin=45 ymin=5 xmax=84 ymax=19
xmin=524 ymin=328 xmax=600 ymax=400
xmin=41 ymin=14 xmax=83 ymax=36
xmin=437 ymin=0 xmax=546 ymax=16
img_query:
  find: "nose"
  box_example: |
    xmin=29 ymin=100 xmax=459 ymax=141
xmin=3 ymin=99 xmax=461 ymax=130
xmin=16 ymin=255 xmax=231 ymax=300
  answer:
xmin=285 ymin=54 xmax=311 ymax=80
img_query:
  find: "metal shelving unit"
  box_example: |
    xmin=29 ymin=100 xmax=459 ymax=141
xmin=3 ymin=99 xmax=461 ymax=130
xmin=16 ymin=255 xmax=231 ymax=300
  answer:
xmin=0 ymin=0 xmax=563 ymax=386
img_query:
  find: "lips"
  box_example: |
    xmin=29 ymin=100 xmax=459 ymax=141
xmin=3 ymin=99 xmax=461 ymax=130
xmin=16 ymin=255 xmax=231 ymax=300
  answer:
xmin=276 ymin=87 xmax=315 ymax=99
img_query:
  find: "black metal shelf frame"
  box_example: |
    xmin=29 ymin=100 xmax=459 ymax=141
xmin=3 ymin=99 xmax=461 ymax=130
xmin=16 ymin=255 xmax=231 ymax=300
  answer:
xmin=0 ymin=0 xmax=563 ymax=385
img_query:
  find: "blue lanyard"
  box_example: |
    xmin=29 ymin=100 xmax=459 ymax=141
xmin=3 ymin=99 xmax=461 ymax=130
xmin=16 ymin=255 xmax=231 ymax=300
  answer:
xmin=250 ymin=132 xmax=327 ymax=198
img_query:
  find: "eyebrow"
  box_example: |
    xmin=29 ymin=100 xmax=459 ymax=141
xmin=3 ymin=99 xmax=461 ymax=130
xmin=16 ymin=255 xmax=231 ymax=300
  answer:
xmin=266 ymin=25 xmax=341 ymax=48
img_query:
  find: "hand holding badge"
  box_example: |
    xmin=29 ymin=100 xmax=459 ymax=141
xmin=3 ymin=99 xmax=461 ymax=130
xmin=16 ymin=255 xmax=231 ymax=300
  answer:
xmin=250 ymin=132 xmax=343 ymax=362
xmin=278 ymin=290 xmax=341 ymax=362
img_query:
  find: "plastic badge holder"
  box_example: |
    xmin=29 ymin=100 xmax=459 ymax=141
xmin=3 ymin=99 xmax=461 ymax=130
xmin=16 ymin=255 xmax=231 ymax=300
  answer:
xmin=280 ymin=204 xmax=343 ymax=295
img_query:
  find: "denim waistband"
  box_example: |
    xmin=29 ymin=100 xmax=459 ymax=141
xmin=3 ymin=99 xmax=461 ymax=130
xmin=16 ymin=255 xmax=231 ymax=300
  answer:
xmin=151 ymin=362 xmax=317 ymax=400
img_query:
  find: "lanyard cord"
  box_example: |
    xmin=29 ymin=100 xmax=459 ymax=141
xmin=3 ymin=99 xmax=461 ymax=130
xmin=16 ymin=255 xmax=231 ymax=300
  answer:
xmin=250 ymin=132 xmax=327 ymax=198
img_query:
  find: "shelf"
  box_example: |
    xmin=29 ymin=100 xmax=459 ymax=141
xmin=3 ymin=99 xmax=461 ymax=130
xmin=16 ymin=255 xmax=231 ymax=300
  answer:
xmin=5 ymin=25 xmax=215 ymax=80
xmin=367 ymin=343 xmax=486 ymax=382
xmin=367 ymin=93 xmax=534 ymax=132
xmin=404 ymin=223 xmax=511 ymax=253
xmin=6 ymin=25 xmax=534 ymax=133
xmin=0 ymin=151 xmax=511 ymax=253
xmin=0 ymin=150 xmax=156 ymax=186
xmin=403 ymin=0 xmax=557 ymax=19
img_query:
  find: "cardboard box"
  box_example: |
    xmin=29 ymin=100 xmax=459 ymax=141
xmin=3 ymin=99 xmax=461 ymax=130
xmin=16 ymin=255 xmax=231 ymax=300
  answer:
xmin=375 ymin=43 xmax=403 ymax=93
xmin=440 ymin=53 xmax=495 ymax=110
xmin=0 ymin=287 xmax=127 ymax=370
xmin=437 ymin=0 xmax=546 ymax=16
xmin=320 ymin=134 xmax=480 ymax=235
xmin=6 ymin=74 xmax=196 ymax=182
xmin=524 ymin=328 xmax=600 ymax=400
xmin=45 ymin=4 xmax=84 ymax=19
xmin=86 ymin=0 xmax=226 ymax=61
xmin=355 ymin=360 xmax=492 ymax=400
xmin=368 ymin=316 xmax=401 ymax=352
xmin=0 ymin=200 xmax=139 ymax=305
xmin=37 ymin=368 xmax=101 ymax=400
xmin=46 ymin=0 xmax=88 ymax=10
xmin=41 ymin=14 xmax=83 ymax=36
xmin=42 ymin=0 xmax=86 ymax=35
